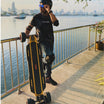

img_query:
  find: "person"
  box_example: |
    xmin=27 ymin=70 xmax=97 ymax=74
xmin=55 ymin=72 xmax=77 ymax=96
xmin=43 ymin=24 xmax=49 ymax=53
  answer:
xmin=25 ymin=0 xmax=59 ymax=86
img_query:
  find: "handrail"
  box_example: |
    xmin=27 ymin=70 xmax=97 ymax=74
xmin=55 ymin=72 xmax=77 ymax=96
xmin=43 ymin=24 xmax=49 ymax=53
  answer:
xmin=0 ymin=37 xmax=20 ymax=43
xmin=54 ymin=24 xmax=96 ymax=33
xmin=0 ymin=24 xmax=96 ymax=43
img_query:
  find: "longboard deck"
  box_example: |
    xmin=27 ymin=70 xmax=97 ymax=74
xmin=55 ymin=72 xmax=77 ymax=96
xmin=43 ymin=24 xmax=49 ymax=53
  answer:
xmin=26 ymin=36 xmax=46 ymax=96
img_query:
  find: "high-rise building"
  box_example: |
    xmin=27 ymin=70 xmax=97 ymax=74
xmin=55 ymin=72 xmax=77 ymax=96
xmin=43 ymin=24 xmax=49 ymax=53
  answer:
xmin=1 ymin=8 xmax=3 ymax=14
xmin=93 ymin=10 xmax=97 ymax=14
xmin=73 ymin=10 xmax=76 ymax=15
xmin=12 ymin=2 xmax=17 ymax=15
xmin=102 ymin=9 xmax=104 ymax=15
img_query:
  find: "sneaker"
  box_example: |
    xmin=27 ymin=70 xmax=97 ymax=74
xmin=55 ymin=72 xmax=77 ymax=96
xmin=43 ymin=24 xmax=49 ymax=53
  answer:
xmin=46 ymin=77 xmax=58 ymax=86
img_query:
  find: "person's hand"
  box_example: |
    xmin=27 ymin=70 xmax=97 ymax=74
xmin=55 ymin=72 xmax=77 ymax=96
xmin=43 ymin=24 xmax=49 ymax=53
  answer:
xmin=44 ymin=5 xmax=50 ymax=13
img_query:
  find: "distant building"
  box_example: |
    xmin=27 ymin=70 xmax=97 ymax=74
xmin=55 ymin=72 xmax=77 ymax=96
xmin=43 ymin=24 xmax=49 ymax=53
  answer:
xmin=54 ymin=10 xmax=59 ymax=15
xmin=73 ymin=10 xmax=76 ymax=15
xmin=66 ymin=11 xmax=71 ymax=15
xmin=103 ymin=9 xmax=104 ymax=15
xmin=8 ymin=8 xmax=11 ymax=13
xmin=1 ymin=8 xmax=3 ymax=14
xmin=93 ymin=10 xmax=97 ymax=15
xmin=59 ymin=9 xmax=64 ymax=15
xmin=77 ymin=10 xmax=84 ymax=15
xmin=11 ymin=2 xmax=17 ymax=15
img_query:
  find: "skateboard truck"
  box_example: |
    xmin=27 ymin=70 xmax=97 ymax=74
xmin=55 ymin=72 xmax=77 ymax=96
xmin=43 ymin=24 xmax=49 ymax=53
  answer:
xmin=26 ymin=92 xmax=51 ymax=104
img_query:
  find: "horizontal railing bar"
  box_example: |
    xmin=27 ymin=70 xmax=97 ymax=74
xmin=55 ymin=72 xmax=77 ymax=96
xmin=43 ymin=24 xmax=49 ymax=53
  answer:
xmin=54 ymin=24 xmax=96 ymax=33
xmin=1 ymin=37 xmax=20 ymax=43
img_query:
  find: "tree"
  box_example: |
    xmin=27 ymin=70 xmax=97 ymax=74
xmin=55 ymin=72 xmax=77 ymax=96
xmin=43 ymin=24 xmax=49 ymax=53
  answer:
xmin=62 ymin=0 xmax=92 ymax=8
xmin=62 ymin=0 xmax=91 ymax=2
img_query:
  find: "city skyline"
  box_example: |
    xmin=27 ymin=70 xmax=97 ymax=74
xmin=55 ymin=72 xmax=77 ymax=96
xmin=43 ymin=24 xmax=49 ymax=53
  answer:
xmin=1 ymin=1 xmax=104 ymax=16
xmin=1 ymin=0 xmax=104 ymax=13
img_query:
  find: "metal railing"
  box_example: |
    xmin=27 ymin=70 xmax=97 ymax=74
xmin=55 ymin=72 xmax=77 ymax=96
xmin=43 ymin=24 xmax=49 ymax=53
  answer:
xmin=1 ymin=24 xmax=103 ymax=98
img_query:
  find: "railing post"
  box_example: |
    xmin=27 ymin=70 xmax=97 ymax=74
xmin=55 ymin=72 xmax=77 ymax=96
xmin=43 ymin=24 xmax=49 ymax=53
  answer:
xmin=95 ymin=26 xmax=97 ymax=51
xmin=61 ymin=32 xmax=62 ymax=61
xmin=22 ymin=43 xmax=25 ymax=82
xmin=1 ymin=43 xmax=7 ymax=93
xmin=88 ymin=27 xmax=91 ymax=50
xmin=55 ymin=33 xmax=57 ymax=65
xmin=58 ymin=32 xmax=60 ymax=64
xmin=16 ymin=40 xmax=22 ymax=94
xmin=9 ymin=42 xmax=14 ymax=88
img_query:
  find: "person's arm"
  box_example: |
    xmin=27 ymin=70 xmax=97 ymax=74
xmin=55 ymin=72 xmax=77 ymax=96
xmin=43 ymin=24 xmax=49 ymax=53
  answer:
xmin=49 ymin=11 xmax=59 ymax=26
xmin=44 ymin=5 xmax=59 ymax=26
xmin=25 ymin=24 xmax=33 ymax=37
xmin=25 ymin=15 xmax=38 ymax=37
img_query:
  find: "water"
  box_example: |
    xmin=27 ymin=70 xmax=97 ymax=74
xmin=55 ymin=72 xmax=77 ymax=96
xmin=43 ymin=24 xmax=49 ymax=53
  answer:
xmin=1 ymin=16 xmax=104 ymax=94
xmin=1 ymin=15 xmax=104 ymax=40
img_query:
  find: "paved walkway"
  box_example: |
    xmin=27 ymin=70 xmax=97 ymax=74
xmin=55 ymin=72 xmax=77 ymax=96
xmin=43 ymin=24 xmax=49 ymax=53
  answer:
xmin=1 ymin=48 xmax=104 ymax=104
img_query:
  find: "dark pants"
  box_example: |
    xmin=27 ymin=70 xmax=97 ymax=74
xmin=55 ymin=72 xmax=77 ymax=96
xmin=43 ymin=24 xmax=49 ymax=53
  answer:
xmin=40 ymin=41 xmax=54 ymax=78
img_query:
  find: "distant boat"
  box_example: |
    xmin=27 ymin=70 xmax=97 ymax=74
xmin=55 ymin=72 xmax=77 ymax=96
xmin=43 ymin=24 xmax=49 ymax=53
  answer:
xmin=15 ymin=14 xmax=26 ymax=19
xmin=93 ymin=14 xmax=98 ymax=17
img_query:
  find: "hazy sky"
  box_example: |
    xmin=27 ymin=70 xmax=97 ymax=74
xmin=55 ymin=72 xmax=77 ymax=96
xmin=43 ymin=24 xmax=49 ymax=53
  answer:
xmin=1 ymin=0 xmax=104 ymax=13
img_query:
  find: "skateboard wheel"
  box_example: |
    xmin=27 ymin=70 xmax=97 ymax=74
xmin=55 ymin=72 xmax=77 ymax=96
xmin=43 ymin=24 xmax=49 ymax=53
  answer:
xmin=20 ymin=32 xmax=26 ymax=42
xmin=38 ymin=102 xmax=45 ymax=104
xmin=26 ymin=98 xmax=35 ymax=104
xmin=45 ymin=92 xmax=51 ymax=103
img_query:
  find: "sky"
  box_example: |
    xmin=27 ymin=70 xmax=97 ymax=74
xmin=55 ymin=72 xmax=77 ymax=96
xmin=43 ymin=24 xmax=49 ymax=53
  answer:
xmin=1 ymin=0 xmax=104 ymax=13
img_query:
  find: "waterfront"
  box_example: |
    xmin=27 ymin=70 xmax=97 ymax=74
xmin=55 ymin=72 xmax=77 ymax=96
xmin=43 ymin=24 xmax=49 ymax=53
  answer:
xmin=1 ymin=16 xmax=104 ymax=95
xmin=1 ymin=15 xmax=104 ymax=40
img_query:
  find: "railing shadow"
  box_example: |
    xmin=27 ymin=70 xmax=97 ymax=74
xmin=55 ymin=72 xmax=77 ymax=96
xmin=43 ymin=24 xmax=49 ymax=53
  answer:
xmin=50 ymin=51 xmax=104 ymax=104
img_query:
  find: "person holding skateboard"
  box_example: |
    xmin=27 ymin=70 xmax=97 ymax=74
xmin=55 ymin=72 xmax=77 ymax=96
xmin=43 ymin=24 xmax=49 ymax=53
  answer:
xmin=25 ymin=0 xmax=59 ymax=86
